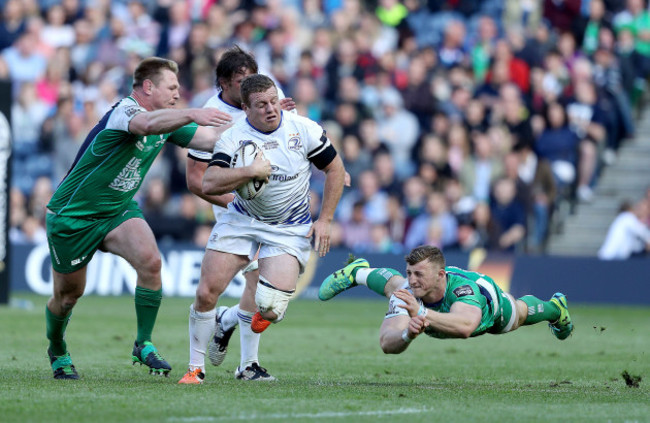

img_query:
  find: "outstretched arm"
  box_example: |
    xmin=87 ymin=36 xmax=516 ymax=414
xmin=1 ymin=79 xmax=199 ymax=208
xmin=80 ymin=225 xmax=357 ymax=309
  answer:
xmin=394 ymin=289 xmax=482 ymax=338
xmin=379 ymin=314 xmax=428 ymax=354
xmin=129 ymin=107 xmax=232 ymax=136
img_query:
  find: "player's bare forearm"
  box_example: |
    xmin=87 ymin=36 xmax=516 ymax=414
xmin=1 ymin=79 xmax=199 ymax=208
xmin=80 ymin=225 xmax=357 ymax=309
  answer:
xmin=203 ymin=166 xmax=255 ymax=195
xmin=422 ymin=302 xmax=482 ymax=338
xmin=318 ymin=156 xmax=346 ymax=223
xmin=187 ymin=125 xmax=230 ymax=152
xmin=130 ymin=108 xmax=231 ymax=136
xmin=187 ymin=159 xmax=235 ymax=207
xmin=379 ymin=316 xmax=413 ymax=354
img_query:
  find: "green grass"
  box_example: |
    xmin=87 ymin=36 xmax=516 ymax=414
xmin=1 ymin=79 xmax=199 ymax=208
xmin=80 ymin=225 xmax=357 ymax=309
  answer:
xmin=1 ymin=294 xmax=648 ymax=423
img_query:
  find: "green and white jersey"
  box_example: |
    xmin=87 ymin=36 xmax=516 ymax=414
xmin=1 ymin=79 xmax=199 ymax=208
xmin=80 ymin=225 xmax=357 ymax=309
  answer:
xmin=47 ymin=97 xmax=198 ymax=219
xmin=385 ymin=266 xmax=505 ymax=338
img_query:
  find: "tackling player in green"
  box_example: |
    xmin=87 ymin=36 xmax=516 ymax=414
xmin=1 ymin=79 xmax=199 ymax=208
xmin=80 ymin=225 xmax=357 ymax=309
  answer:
xmin=44 ymin=57 xmax=232 ymax=379
xmin=319 ymin=246 xmax=573 ymax=353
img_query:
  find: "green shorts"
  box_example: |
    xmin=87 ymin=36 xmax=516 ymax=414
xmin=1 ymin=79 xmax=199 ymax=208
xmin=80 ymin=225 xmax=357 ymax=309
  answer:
xmin=488 ymin=292 xmax=517 ymax=334
xmin=46 ymin=201 xmax=144 ymax=274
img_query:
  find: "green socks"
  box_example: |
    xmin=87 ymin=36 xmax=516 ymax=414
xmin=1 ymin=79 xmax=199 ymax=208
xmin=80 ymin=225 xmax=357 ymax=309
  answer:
xmin=519 ymin=295 xmax=561 ymax=325
xmin=46 ymin=306 xmax=71 ymax=356
xmin=354 ymin=268 xmax=403 ymax=297
xmin=134 ymin=286 xmax=162 ymax=344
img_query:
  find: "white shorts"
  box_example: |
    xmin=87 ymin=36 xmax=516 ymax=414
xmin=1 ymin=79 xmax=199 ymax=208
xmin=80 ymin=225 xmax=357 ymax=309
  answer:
xmin=206 ymin=209 xmax=312 ymax=273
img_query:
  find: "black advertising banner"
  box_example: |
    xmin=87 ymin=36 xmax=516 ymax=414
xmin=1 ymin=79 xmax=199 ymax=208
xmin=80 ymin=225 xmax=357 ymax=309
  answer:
xmin=0 ymin=80 xmax=11 ymax=304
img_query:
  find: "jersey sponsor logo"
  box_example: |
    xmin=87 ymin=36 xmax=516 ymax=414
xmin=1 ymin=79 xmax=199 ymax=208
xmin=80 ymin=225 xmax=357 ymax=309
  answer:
xmin=270 ymin=172 xmax=299 ymax=182
xmin=238 ymin=139 xmax=253 ymax=146
xmin=124 ymin=105 xmax=140 ymax=117
xmin=262 ymin=140 xmax=279 ymax=150
xmin=453 ymin=285 xmax=474 ymax=297
xmin=270 ymin=165 xmax=279 ymax=172
xmin=288 ymin=134 xmax=302 ymax=150
xmin=109 ymin=157 xmax=142 ymax=192
xmin=71 ymin=255 xmax=87 ymax=266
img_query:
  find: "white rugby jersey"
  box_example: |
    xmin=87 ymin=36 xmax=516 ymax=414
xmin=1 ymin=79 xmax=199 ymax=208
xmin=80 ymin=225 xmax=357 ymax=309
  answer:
xmin=212 ymin=111 xmax=336 ymax=226
xmin=188 ymin=87 xmax=287 ymax=219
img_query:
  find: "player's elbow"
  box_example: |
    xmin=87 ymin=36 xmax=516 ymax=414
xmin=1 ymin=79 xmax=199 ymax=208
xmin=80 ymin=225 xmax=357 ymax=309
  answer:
xmin=456 ymin=323 xmax=477 ymax=339
xmin=379 ymin=335 xmax=401 ymax=354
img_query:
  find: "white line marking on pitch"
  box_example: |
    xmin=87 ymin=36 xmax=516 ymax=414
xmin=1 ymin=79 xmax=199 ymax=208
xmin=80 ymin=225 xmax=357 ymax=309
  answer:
xmin=168 ymin=407 xmax=434 ymax=422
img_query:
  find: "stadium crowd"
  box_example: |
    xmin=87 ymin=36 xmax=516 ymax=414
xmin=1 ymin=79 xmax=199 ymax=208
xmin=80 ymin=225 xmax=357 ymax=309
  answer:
xmin=5 ymin=0 xmax=650 ymax=255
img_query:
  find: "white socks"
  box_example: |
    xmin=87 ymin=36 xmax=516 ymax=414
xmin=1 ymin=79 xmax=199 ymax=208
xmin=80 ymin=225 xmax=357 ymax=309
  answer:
xmin=188 ymin=303 xmax=216 ymax=371
xmin=221 ymin=304 xmax=240 ymax=331
xmin=237 ymin=309 xmax=259 ymax=369
xmin=355 ymin=268 xmax=374 ymax=286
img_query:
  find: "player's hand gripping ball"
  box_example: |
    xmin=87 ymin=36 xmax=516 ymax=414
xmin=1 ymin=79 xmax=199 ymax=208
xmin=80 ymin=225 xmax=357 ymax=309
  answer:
xmin=231 ymin=141 xmax=267 ymax=200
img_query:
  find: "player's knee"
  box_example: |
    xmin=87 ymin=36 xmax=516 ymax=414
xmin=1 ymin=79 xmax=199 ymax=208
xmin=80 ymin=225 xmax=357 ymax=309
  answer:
xmin=254 ymin=277 xmax=293 ymax=323
xmin=139 ymin=251 xmax=162 ymax=278
xmin=194 ymin=283 xmax=221 ymax=310
xmin=60 ymin=293 xmax=81 ymax=312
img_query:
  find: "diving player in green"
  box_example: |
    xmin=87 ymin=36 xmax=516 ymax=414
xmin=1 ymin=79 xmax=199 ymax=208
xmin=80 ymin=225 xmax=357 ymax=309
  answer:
xmin=44 ymin=57 xmax=232 ymax=379
xmin=319 ymin=246 xmax=573 ymax=354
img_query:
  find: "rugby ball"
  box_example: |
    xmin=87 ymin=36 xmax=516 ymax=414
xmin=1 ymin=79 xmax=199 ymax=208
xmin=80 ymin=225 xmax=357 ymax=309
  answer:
xmin=231 ymin=141 xmax=267 ymax=200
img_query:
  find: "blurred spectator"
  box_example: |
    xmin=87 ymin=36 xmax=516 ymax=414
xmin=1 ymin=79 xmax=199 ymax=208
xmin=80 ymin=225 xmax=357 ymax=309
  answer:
xmin=598 ymin=198 xmax=650 ymax=259
xmin=376 ymin=89 xmax=420 ymax=178
xmin=0 ymin=31 xmax=47 ymax=95
xmin=0 ymin=0 xmax=26 ymax=51
xmin=341 ymin=200 xmax=373 ymax=251
xmin=490 ymin=177 xmax=527 ymax=252
xmin=544 ymin=0 xmax=582 ymax=33
xmin=404 ymin=190 xmax=458 ymax=250
xmin=41 ymin=4 xmax=75 ymax=49
xmin=340 ymin=134 xmax=371 ymax=187
xmin=457 ymin=201 xmax=499 ymax=251
xmin=337 ymin=170 xmax=389 ymax=224
xmin=459 ymin=130 xmax=504 ymax=203
xmin=535 ymin=101 xmax=579 ymax=200
xmin=565 ymin=78 xmax=607 ymax=202
xmin=576 ymin=0 xmax=612 ymax=55
xmin=373 ymin=149 xmax=401 ymax=197
xmin=11 ymin=81 xmax=50 ymax=159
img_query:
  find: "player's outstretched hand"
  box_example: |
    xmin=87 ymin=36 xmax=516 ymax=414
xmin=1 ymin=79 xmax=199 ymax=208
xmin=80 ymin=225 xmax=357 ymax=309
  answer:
xmin=307 ymin=219 xmax=331 ymax=257
xmin=279 ymin=97 xmax=296 ymax=112
xmin=194 ymin=108 xmax=233 ymax=127
xmin=394 ymin=289 xmax=420 ymax=317
xmin=407 ymin=315 xmax=429 ymax=338
xmin=249 ymin=152 xmax=272 ymax=182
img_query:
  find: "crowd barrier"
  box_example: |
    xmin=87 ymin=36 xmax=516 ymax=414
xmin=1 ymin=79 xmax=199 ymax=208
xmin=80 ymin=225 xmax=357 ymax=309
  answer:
xmin=8 ymin=244 xmax=650 ymax=305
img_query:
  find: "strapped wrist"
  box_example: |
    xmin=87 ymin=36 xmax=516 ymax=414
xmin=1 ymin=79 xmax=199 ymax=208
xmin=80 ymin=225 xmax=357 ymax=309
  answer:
xmin=401 ymin=329 xmax=413 ymax=343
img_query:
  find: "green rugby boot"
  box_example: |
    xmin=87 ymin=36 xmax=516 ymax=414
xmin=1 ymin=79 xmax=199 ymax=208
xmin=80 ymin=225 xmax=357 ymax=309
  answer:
xmin=318 ymin=255 xmax=369 ymax=301
xmin=549 ymin=293 xmax=574 ymax=340
xmin=48 ymin=349 xmax=79 ymax=380
xmin=132 ymin=341 xmax=171 ymax=376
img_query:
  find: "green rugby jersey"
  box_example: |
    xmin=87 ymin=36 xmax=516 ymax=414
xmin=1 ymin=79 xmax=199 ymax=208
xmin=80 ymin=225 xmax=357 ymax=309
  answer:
xmin=385 ymin=266 xmax=505 ymax=338
xmin=47 ymin=97 xmax=198 ymax=218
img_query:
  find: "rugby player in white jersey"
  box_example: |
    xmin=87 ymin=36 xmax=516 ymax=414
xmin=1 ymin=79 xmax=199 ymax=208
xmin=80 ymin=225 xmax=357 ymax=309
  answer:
xmin=200 ymin=74 xmax=345 ymax=381
xmin=179 ymin=47 xmax=298 ymax=384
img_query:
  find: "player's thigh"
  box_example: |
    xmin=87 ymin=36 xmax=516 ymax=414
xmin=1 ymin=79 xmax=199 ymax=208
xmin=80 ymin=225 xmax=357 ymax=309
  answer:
xmin=199 ymin=249 xmax=248 ymax=294
xmin=513 ymin=297 xmax=529 ymax=329
xmin=101 ymin=217 xmax=160 ymax=272
xmin=258 ymin=254 xmax=300 ymax=291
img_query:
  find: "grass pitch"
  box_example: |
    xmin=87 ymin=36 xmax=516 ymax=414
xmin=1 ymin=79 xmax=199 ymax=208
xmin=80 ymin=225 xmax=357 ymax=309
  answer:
xmin=1 ymin=293 xmax=648 ymax=423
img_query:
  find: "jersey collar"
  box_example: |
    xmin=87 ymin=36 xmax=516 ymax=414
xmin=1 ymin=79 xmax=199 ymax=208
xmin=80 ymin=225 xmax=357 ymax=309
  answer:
xmin=219 ymin=92 xmax=243 ymax=110
xmin=246 ymin=111 xmax=284 ymax=135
